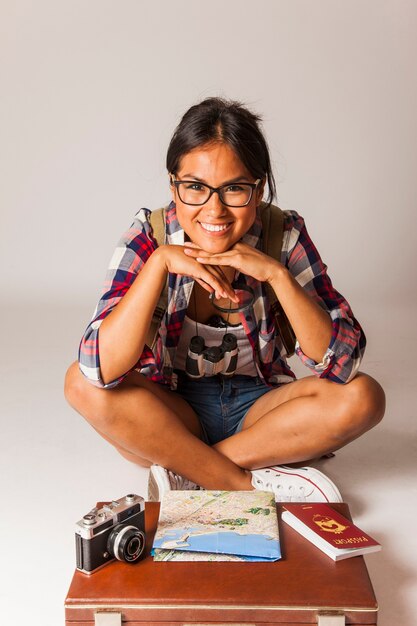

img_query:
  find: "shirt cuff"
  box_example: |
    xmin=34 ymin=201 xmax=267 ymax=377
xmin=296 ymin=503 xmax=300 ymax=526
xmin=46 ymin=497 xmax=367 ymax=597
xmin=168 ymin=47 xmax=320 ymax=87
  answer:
xmin=78 ymin=362 xmax=127 ymax=389
xmin=294 ymin=340 xmax=335 ymax=374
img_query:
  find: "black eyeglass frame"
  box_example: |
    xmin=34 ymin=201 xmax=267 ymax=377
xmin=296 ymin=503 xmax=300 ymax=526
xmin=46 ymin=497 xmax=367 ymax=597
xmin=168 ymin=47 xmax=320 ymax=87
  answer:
xmin=170 ymin=176 xmax=262 ymax=207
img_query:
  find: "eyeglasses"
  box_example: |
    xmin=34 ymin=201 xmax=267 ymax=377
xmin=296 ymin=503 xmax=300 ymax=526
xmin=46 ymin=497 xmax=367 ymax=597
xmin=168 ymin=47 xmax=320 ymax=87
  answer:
xmin=170 ymin=176 xmax=261 ymax=207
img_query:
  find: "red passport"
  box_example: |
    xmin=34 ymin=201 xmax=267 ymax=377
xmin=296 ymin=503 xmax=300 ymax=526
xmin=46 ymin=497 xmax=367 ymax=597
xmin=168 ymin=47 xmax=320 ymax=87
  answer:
xmin=281 ymin=503 xmax=381 ymax=561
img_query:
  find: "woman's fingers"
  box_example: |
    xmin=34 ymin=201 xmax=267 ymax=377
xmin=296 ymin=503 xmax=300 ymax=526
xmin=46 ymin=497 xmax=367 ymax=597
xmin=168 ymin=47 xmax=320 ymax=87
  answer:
xmin=201 ymin=265 xmax=236 ymax=300
xmin=190 ymin=243 xmax=278 ymax=284
xmin=194 ymin=277 xmax=215 ymax=295
xmin=196 ymin=254 xmax=230 ymax=264
xmin=193 ymin=267 xmax=226 ymax=299
xmin=184 ymin=245 xmax=233 ymax=265
xmin=177 ymin=244 xmax=238 ymax=300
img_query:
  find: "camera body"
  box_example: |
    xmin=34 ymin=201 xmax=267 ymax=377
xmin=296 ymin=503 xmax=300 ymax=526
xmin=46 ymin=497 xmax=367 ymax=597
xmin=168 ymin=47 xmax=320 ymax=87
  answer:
xmin=185 ymin=333 xmax=238 ymax=378
xmin=75 ymin=494 xmax=145 ymax=575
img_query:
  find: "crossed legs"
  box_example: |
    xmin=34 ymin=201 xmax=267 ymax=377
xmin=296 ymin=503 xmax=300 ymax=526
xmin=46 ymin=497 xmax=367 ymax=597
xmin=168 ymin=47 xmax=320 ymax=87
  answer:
xmin=64 ymin=363 xmax=385 ymax=489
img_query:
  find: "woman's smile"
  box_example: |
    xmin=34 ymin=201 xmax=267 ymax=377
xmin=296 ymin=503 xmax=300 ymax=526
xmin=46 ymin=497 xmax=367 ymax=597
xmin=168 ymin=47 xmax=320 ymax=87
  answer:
xmin=198 ymin=220 xmax=233 ymax=234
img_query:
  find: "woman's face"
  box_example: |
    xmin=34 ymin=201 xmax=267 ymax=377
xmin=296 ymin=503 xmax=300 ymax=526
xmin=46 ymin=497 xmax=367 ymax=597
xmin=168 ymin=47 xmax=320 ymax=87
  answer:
xmin=170 ymin=142 xmax=265 ymax=253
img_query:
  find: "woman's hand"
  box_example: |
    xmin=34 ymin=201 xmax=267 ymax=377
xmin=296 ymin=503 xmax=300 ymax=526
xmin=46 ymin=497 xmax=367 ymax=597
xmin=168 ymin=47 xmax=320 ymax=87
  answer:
xmin=156 ymin=244 xmax=239 ymax=302
xmin=183 ymin=241 xmax=283 ymax=284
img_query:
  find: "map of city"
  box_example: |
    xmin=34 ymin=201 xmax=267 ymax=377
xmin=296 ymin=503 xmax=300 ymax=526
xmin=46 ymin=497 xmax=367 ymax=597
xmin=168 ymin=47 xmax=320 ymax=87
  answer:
xmin=152 ymin=490 xmax=281 ymax=562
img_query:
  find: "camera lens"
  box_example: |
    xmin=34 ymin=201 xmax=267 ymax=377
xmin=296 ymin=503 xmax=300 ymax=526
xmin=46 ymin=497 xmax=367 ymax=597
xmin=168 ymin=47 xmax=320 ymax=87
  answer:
xmin=107 ymin=524 xmax=145 ymax=563
xmin=127 ymin=537 xmax=140 ymax=556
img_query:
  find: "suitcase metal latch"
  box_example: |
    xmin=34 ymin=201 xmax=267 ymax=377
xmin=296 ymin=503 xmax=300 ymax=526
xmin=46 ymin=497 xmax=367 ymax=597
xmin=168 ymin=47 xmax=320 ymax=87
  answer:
xmin=94 ymin=612 xmax=122 ymax=626
xmin=318 ymin=613 xmax=345 ymax=626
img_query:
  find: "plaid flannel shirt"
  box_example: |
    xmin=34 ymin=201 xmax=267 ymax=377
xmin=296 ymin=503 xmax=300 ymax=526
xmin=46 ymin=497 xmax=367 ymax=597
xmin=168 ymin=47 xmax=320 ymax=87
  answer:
xmin=78 ymin=203 xmax=366 ymax=389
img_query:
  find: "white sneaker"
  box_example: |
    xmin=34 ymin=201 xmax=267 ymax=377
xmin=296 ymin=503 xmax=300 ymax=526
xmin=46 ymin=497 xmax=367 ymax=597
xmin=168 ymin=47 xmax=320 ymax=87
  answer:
xmin=251 ymin=465 xmax=342 ymax=502
xmin=147 ymin=465 xmax=201 ymax=502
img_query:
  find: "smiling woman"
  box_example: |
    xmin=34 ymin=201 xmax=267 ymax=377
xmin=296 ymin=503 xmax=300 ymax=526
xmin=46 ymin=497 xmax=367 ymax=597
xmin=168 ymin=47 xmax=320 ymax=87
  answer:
xmin=64 ymin=97 xmax=385 ymax=504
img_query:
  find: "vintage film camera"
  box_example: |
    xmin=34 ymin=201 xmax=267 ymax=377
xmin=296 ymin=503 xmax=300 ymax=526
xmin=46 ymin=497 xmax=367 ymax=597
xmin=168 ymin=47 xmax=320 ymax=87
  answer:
xmin=185 ymin=333 xmax=238 ymax=378
xmin=75 ymin=494 xmax=145 ymax=574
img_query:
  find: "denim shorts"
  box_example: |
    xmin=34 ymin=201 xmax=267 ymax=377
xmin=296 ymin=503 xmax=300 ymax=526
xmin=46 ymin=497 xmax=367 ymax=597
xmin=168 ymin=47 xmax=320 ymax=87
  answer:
xmin=173 ymin=371 xmax=272 ymax=445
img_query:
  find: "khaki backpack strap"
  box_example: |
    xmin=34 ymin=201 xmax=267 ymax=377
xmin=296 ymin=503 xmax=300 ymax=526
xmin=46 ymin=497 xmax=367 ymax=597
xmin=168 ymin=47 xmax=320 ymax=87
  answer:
xmin=260 ymin=202 xmax=296 ymax=357
xmin=147 ymin=208 xmax=168 ymax=350
xmin=260 ymin=200 xmax=285 ymax=260
xmin=149 ymin=206 xmax=166 ymax=245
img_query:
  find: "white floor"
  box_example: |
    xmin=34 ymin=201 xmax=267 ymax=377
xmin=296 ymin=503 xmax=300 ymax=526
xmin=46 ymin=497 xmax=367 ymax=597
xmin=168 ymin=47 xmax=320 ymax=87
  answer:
xmin=1 ymin=302 xmax=416 ymax=625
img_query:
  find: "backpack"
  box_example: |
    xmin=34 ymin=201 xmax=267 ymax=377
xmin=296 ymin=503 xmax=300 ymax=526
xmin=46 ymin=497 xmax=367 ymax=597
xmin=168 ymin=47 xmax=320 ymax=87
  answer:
xmin=147 ymin=202 xmax=296 ymax=357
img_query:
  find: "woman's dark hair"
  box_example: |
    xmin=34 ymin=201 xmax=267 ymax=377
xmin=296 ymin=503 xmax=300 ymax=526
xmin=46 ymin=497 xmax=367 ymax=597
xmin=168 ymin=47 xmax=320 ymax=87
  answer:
xmin=166 ymin=97 xmax=276 ymax=208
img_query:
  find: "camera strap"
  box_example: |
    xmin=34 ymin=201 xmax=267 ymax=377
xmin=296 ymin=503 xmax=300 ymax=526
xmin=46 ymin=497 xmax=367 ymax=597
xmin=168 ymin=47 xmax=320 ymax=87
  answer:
xmin=209 ymin=284 xmax=255 ymax=313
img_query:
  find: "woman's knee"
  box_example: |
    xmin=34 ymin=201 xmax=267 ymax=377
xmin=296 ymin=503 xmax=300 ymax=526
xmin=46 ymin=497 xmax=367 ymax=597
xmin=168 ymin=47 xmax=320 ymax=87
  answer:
xmin=64 ymin=361 xmax=84 ymax=409
xmin=334 ymin=373 xmax=386 ymax=439
xmin=64 ymin=361 xmax=112 ymax=428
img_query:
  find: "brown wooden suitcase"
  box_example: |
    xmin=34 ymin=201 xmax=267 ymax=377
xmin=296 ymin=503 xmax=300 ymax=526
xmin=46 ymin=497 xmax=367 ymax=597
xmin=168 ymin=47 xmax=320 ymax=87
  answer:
xmin=65 ymin=502 xmax=378 ymax=625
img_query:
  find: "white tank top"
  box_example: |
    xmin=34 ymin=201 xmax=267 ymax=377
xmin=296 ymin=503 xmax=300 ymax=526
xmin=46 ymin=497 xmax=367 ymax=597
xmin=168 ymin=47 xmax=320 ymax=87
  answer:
xmin=174 ymin=315 xmax=258 ymax=377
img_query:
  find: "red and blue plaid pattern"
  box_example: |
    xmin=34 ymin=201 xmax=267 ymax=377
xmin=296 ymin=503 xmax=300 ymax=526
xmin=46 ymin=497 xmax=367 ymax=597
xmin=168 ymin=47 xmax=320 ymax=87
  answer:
xmin=78 ymin=203 xmax=366 ymax=388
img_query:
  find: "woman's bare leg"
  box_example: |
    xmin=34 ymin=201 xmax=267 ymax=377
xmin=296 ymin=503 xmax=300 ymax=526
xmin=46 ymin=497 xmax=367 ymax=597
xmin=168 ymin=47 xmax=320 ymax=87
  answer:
xmin=64 ymin=362 xmax=253 ymax=490
xmin=214 ymin=372 xmax=385 ymax=469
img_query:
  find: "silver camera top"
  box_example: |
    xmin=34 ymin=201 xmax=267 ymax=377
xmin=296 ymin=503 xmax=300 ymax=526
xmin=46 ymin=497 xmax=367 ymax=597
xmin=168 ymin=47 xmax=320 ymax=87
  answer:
xmin=75 ymin=494 xmax=145 ymax=539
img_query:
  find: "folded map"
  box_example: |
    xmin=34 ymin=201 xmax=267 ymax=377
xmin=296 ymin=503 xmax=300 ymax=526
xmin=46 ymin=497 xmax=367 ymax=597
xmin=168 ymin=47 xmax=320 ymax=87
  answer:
xmin=152 ymin=490 xmax=281 ymax=562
